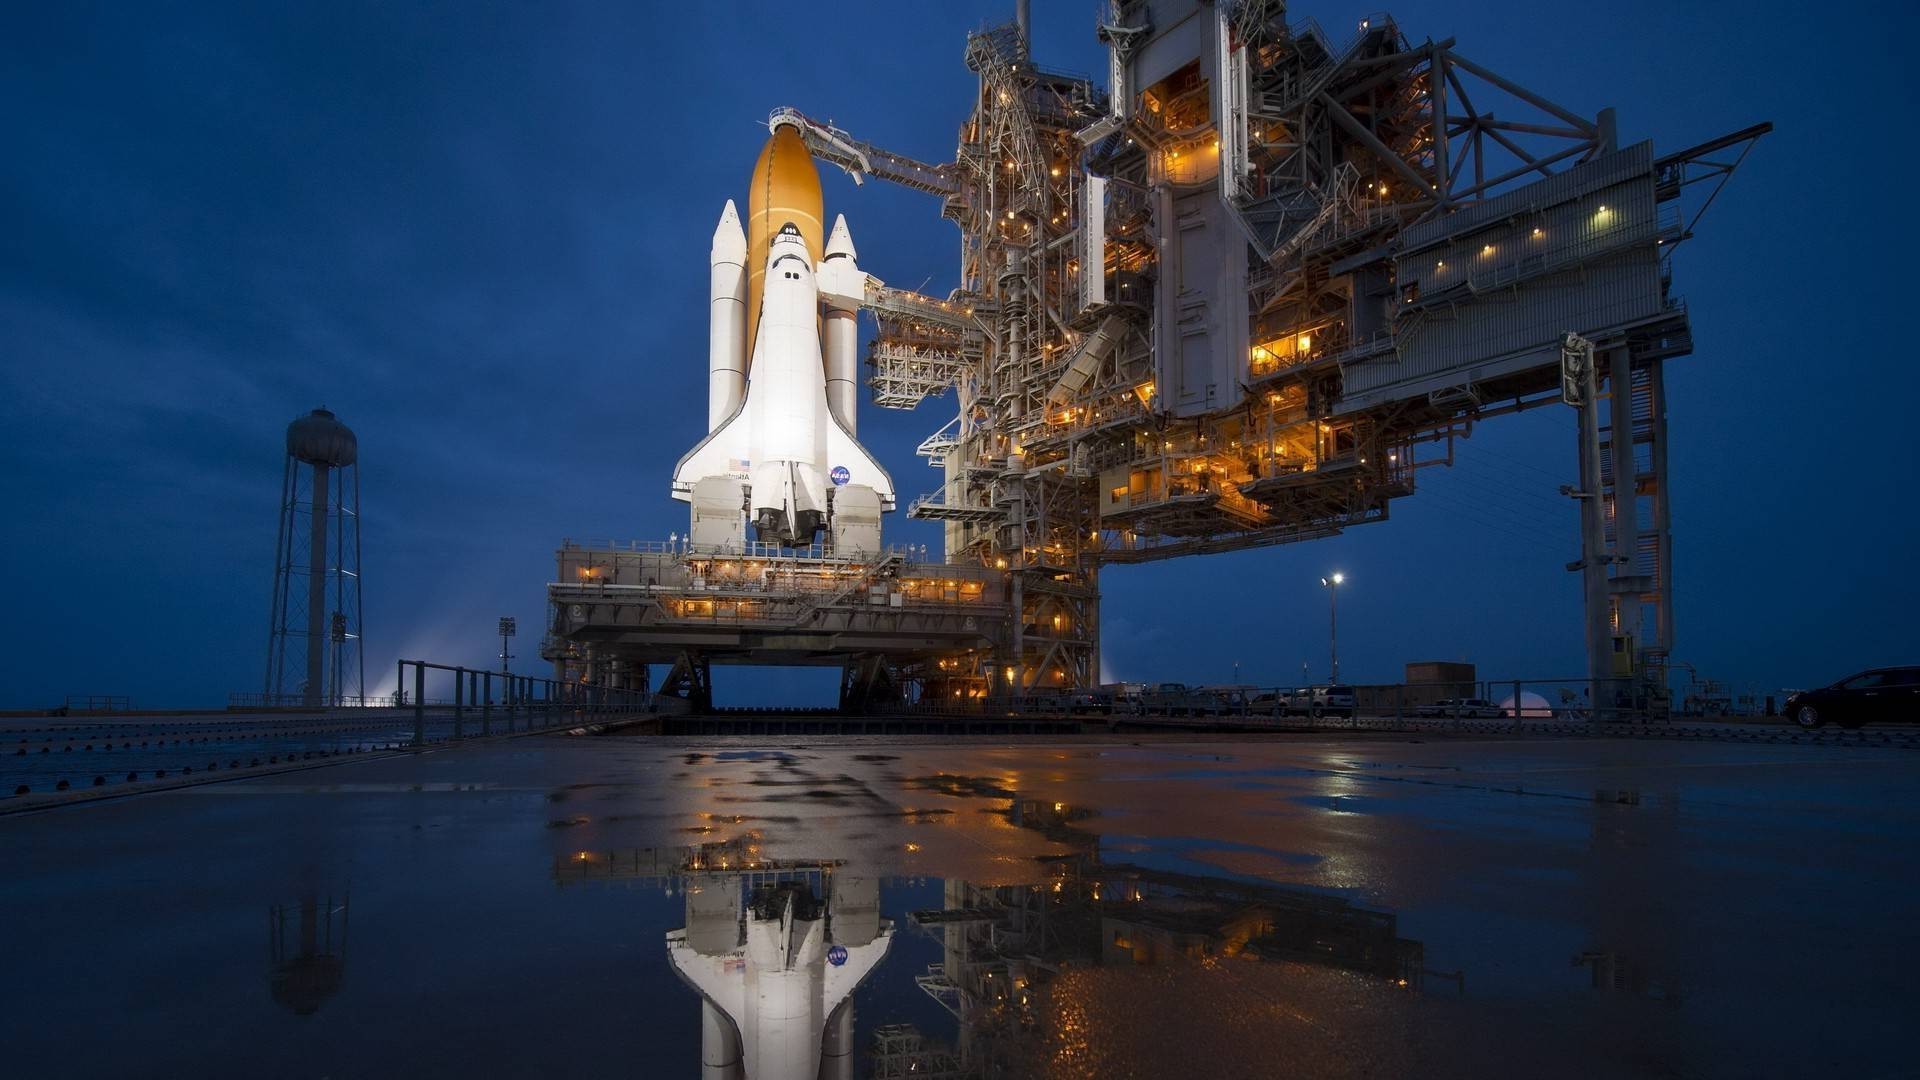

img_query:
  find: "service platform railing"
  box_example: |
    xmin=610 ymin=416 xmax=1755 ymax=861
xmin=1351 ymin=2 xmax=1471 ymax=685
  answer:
xmin=394 ymin=660 xmax=654 ymax=747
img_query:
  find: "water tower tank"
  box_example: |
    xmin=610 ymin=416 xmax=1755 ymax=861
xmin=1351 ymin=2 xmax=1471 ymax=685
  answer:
xmin=286 ymin=408 xmax=357 ymax=468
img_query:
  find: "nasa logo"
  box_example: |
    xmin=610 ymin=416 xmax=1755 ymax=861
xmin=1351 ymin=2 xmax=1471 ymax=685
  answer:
xmin=830 ymin=465 xmax=851 ymax=486
xmin=827 ymin=944 xmax=848 ymax=966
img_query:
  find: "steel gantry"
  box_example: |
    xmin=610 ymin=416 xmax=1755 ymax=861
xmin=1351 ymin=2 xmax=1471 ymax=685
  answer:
xmin=752 ymin=1 xmax=1765 ymax=699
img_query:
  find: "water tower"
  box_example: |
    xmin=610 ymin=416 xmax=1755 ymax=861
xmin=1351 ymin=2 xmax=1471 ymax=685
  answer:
xmin=264 ymin=408 xmax=365 ymax=706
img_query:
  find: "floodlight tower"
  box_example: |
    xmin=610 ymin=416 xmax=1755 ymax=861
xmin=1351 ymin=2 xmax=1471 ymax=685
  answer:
xmin=498 ymin=617 xmax=516 ymax=675
xmin=265 ymin=408 xmax=365 ymax=706
xmin=1320 ymin=573 xmax=1344 ymax=684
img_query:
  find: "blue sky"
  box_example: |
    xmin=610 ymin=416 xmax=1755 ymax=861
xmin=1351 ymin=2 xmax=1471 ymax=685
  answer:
xmin=2 ymin=1 xmax=1913 ymax=707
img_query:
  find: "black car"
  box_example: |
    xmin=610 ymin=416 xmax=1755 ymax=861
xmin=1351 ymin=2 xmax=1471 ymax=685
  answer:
xmin=1785 ymin=667 xmax=1920 ymax=729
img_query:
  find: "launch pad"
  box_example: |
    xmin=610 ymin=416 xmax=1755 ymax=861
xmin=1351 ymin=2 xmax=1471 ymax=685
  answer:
xmin=544 ymin=2 xmax=1765 ymax=709
xmin=546 ymin=540 xmax=1024 ymax=710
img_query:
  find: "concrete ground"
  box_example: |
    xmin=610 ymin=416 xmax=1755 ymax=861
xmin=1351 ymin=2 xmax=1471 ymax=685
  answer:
xmin=4 ymin=732 xmax=1916 ymax=1078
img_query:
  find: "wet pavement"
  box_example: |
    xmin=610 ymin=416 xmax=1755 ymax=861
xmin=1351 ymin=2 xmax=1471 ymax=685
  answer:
xmin=4 ymin=733 xmax=1917 ymax=1078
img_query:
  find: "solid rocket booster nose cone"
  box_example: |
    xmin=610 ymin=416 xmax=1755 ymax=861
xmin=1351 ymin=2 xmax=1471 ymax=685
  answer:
xmin=712 ymin=200 xmax=746 ymax=258
xmin=824 ymin=213 xmax=857 ymax=261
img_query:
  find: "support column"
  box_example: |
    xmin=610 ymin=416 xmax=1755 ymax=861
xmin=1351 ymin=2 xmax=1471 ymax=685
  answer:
xmin=304 ymin=463 xmax=330 ymax=706
xmin=1575 ymin=353 xmax=1611 ymax=696
xmin=412 ymin=663 xmax=425 ymax=746
xmin=1009 ymin=572 xmax=1025 ymax=690
xmin=1607 ymin=347 xmax=1638 ymax=657
xmin=1647 ymin=357 xmax=1674 ymax=657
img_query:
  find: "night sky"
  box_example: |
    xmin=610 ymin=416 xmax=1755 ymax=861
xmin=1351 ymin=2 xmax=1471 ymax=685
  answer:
xmin=2 ymin=1 xmax=1913 ymax=708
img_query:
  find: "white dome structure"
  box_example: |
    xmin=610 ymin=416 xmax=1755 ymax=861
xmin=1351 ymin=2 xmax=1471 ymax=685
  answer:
xmin=1498 ymin=690 xmax=1554 ymax=718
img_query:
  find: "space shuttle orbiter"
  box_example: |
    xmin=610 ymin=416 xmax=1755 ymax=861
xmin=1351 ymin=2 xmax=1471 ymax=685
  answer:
xmin=667 ymin=875 xmax=892 ymax=1080
xmin=672 ymin=117 xmax=893 ymax=552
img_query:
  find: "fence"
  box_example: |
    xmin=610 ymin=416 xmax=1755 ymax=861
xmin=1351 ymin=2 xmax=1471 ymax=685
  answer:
xmin=61 ymin=695 xmax=131 ymax=712
xmin=227 ymin=693 xmax=402 ymax=710
xmin=868 ymin=676 xmax=1658 ymax=723
xmin=394 ymin=660 xmax=655 ymax=746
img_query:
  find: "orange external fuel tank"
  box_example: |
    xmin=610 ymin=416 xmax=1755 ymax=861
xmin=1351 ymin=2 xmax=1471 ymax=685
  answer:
xmin=743 ymin=123 xmax=824 ymax=368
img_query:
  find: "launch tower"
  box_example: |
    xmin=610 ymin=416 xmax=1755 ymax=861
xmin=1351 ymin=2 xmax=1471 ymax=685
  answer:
xmin=546 ymin=1 xmax=1765 ymax=709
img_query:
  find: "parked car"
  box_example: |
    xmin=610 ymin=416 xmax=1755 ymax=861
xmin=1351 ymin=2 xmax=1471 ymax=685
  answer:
xmin=1198 ymin=686 xmax=1258 ymax=716
xmin=1298 ymin=685 xmax=1356 ymax=717
xmin=1067 ymin=689 xmax=1114 ymax=715
xmin=1414 ymin=699 xmax=1456 ymax=718
xmin=1785 ymin=668 xmax=1920 ymax=729
xmin=1141 ymin=682 xmax=1193 ymax=715
xmin=1102 ymin=683 xmax=1145 ymax=714
xmin=1249 ymin=691 xmax=1285 ymax=716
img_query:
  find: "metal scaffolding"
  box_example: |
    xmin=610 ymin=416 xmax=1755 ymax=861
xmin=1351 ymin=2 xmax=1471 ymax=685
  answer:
xmin=766 ymin=0 xmax=1765 ymax=697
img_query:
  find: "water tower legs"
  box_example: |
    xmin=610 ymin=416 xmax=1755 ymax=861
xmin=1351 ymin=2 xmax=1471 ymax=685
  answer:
xmin=306 ymin=462 xmax=329 ymax=707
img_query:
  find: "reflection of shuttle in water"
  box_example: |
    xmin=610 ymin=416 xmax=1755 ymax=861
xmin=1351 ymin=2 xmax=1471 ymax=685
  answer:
xmin=667 ymin=871 xmax=890 ymax=1080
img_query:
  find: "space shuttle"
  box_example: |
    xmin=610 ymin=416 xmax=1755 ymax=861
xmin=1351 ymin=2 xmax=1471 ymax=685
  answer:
xmin=673 ymin=118 xmax=893 ymax=552
xmin=667 ymin=874 xmax=892 ymax=1080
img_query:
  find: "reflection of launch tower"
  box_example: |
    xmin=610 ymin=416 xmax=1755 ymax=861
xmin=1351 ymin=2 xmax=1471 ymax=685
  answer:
xmin=268 ymin=893 xmax=349 ymax=1016
xmin=879 ymin=797 xmax=1426 ymax=1076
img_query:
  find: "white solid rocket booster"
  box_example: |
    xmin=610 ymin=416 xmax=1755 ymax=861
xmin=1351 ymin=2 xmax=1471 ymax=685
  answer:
xmin=822 ymin=214 xmax=859 ymax=436
xmin=708 ymin=199 xmax=747 ymax=431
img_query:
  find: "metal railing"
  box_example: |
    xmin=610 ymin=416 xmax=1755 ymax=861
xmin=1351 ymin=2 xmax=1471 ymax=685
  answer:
xmin=394 ymin=660 xmax=654 ymax=747
xmin=226 ymin=692 xmax=401 ymax=710
xmin=61 ymin=695 xmax=131 ymax=712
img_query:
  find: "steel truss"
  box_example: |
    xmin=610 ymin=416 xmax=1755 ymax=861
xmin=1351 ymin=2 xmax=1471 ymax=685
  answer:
xmin=766 ymin=2 xmax=1765 ymax=692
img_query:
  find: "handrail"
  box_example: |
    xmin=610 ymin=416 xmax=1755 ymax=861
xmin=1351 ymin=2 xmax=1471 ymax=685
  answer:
xmin=394 ymin=659 xmax=654 ymax=746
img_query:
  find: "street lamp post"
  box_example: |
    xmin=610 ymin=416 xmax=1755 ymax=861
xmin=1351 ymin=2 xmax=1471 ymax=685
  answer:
xmin=498 ymin=617 xmax=517 ymax=676
xmin=1319 ymin=573 xmax=1344 ymax=683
